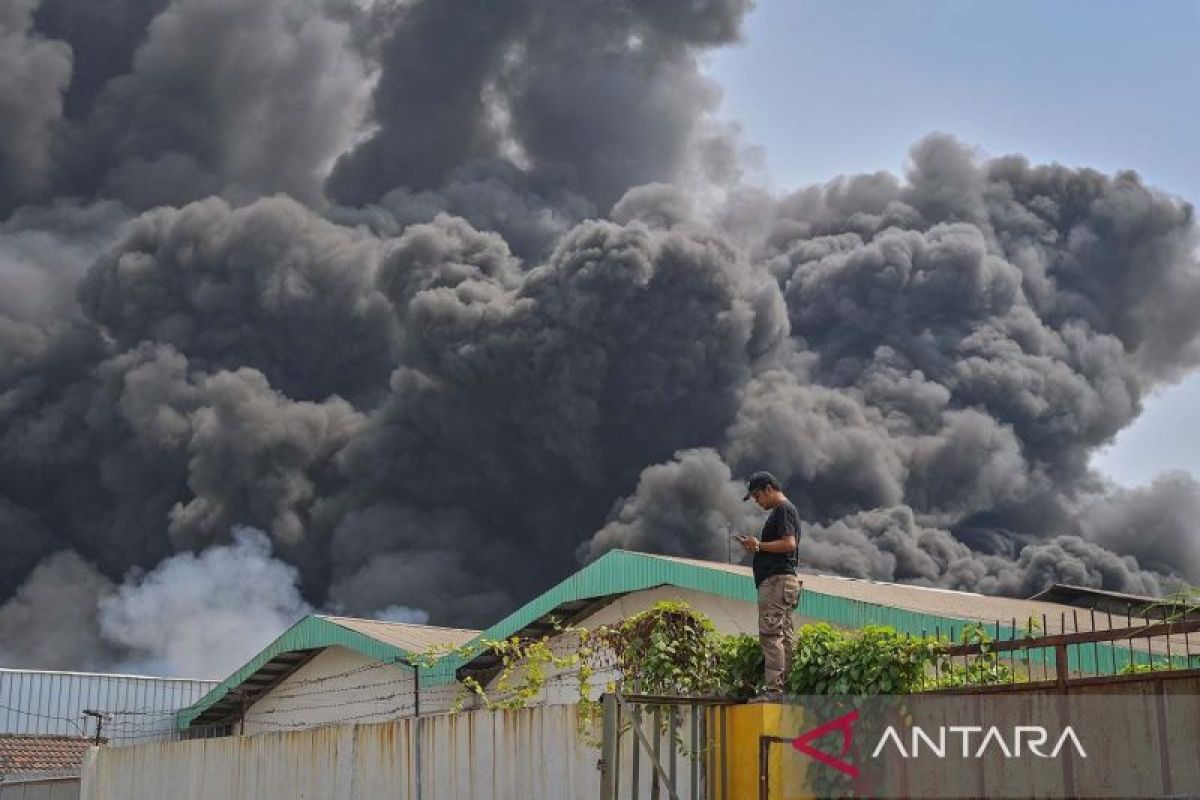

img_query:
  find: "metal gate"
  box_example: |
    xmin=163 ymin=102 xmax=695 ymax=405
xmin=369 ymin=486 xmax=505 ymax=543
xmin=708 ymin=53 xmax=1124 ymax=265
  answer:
xmin=598 ymin=693 xmax=736 ymax=800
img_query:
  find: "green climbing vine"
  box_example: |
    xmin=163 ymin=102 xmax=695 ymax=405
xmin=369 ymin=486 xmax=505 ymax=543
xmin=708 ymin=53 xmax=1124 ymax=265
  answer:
xmin=931 ymin=623 xmax=1017 ymax=688
xmin=598 ymin=601 xmax=728 ymax=695
xmin=409 ymin=600 xmax=1031 ymax=754
xmin=788 ymin=623 xmax=944 ymax=695
xmin=432 ymin=600 xmax=1021 ymax=724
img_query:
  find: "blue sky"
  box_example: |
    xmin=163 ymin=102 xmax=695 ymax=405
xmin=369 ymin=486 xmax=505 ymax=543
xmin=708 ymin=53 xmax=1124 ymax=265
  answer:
xmin=705 ymin=0 xmax=1200 ymax=486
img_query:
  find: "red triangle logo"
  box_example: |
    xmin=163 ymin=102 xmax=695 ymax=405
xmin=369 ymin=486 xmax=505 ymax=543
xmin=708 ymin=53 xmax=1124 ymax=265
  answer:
xmin=791 ymin=709 xmax=860 ymax=778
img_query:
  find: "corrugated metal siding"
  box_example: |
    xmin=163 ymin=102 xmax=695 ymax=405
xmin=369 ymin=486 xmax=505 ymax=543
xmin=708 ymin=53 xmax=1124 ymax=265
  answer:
xmin=83 ymin=707 xmax=600 ymax=800
xmin=0 ymin=671 xmax=216 ymax=745
xmin=0 ymin=776 xmax=79 ymax=800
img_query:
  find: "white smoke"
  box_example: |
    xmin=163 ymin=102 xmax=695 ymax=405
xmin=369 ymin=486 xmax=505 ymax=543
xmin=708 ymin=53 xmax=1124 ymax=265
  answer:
xmin=97 ymin=528 xmax=311 ymax=678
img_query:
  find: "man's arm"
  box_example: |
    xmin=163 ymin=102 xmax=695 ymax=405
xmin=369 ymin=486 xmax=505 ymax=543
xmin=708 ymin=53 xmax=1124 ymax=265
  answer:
xmin=756 ymin=535 xmax=795 ymax=554
xmin=749 ymin=505 xmax=798 ymax=553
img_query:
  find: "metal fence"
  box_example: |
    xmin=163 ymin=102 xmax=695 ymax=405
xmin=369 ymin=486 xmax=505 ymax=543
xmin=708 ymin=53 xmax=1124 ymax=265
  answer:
xmin=81 ymin=705 xmax=603 ymax=800
xmin=599 ymin=693 xmax=738 ymax=800
xmin=0 ymin=773 xmax=80 ymax=800
xmin=926 ymin=615 xmax=1200 ymax=692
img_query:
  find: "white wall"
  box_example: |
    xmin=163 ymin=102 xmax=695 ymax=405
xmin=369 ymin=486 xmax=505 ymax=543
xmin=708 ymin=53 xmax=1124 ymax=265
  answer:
xmin=580 ymin=586 xmax=767 ymax=633
xmin=242 ymin=646 xmax=458 ymax=734
xmin=0 ymin=777 xmax=79 ymax=800
xmin=82 ymin=707 xmax=608 ymax=800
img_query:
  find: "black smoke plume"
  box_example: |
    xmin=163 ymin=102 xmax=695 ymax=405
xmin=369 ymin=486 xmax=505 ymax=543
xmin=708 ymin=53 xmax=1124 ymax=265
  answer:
xmin=1 ymin=0 xmax=1198 ymax=677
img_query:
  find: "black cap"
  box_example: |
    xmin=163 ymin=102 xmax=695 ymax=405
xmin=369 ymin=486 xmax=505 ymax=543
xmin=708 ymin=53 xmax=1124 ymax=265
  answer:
xmin=743 ymin=471 xmax=780 ymax=500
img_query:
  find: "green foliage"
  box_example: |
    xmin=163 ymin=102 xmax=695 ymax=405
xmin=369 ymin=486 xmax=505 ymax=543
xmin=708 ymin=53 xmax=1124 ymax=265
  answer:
xmin=1119 ymin=660 xmax=1172 ymax=675
xmin=435 ymin=601 xmax=1032 ymax=731
xmin=789 ymin=623 xmax=849 ymax=694
xmin=599 ymin=601 xmax=726 ymax=696
xmin=715 ymin=634 xmax=764 ymax=698
xmin=1114 ymin=582 xmax=1199 ymax=677
xmin=450 ymin=626 xmax=594 ymax=712
xmin=788 ymin=623 xmax=941 ymax=695
xmin=1143 ymin=586 xmax=1200 ymax=623
xmin=931 ymin=623 xmax=1017 ymax=688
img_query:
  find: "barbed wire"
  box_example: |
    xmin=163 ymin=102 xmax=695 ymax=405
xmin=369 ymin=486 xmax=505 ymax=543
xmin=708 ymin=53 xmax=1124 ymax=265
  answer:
xmin=92 ymin=630 xmax=608 ymax=724
xmin=261 ymin=671 xmax=410 ymax=702
xmin=268 ymin=659 xmax=398 ymax=688
xmin=10 ymin=629 xmax=627 ymax=745
xmin=0 ymin=702 xmax=88 ymax=737
xmin=90 ymin=661 xmax=622 ymax=744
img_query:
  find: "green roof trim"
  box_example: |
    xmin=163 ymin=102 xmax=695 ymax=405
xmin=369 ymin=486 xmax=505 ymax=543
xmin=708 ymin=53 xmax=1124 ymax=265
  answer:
xmin=176 ymin=615 xmax=417 ymax=729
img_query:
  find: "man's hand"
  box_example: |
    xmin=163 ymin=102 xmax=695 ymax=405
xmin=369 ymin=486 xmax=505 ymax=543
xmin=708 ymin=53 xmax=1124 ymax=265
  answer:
xmin=738 ymin=535 xmax=759 ymax=553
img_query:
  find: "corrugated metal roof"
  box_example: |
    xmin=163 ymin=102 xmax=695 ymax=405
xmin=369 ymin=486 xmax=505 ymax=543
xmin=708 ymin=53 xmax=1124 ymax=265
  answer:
xmin=645 ymin=554 xmax=1165 ymax=632
xmin=0 ymin=735 xmax=90 ymax=776
xmin=178 ymin=615 xmax=481 ymax=730
xmin=445 ymin=549 xmax=1180 ymax=681
xmin=316 ymin=616 xmax=478 ymax=652
xmin=1029 ymin=583 xmax=1200 ymax=620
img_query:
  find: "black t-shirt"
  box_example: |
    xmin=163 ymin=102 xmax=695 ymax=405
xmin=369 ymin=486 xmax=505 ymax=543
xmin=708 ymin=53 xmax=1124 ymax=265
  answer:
xmin=753 ymin=500 xmax=800 ymax=587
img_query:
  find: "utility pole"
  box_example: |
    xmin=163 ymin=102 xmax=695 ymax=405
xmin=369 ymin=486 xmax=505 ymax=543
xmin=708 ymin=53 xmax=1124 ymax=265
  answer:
xmin=82 ymin=710 xmax=105 ymax=745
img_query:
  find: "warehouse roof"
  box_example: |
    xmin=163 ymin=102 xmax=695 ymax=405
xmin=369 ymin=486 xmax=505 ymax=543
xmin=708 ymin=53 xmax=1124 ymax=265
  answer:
xmin=448 ymin=550 xmax=1182 ymax=681
xmin=652 ymin=554 xmax=1165 ymax=633
xmin=316 ymin=615 xmax=479 ymax=652
xmin=1029 ymin=584 xmax=1200 ymax=621
xmin=177 ymin=615 xmax=477 ymax=730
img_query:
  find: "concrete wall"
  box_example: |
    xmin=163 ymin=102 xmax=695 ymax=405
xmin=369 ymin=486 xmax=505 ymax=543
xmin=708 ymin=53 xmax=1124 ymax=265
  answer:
xmin=242 ymin=646 xmax=460 ymax=734
xmin=82 ymin=707 xmax=604 ymax=800
xmin=0 ymin=776 xmax=79 ymax=800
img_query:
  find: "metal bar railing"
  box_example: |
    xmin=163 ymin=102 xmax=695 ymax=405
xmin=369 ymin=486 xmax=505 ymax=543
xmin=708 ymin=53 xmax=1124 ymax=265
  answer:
xmin=941 ymin=618 xmax=1200 ymax=659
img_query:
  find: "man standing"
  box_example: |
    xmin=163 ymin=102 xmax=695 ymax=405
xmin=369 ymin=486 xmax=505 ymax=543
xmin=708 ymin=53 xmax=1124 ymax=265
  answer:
xmin=737 ymin=471 xmax=801 ymax=700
